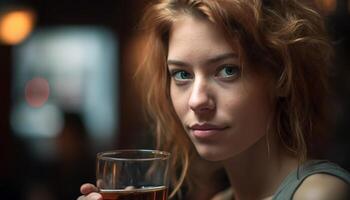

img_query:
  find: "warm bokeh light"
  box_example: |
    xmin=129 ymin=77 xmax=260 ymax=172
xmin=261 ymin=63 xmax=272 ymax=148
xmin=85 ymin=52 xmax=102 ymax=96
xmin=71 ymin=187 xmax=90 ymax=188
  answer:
xmin=315 ymin=0 xmax=337 ymax=15
xmin=25 ymin=77 xmax=50 ymax=108
xmin=0 ymin=9 xmax=35 ymax=45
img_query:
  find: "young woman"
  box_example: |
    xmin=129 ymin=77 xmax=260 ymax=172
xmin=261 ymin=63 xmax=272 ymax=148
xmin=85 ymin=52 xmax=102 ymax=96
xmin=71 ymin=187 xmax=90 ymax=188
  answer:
xmin=78 ymin=0 xmax=350 ymax=199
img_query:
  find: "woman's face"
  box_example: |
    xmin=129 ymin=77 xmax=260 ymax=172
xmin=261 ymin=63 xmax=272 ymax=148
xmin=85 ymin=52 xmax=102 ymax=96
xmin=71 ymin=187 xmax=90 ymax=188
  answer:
xmin=167 ymin=15 xmax=274 ymax=161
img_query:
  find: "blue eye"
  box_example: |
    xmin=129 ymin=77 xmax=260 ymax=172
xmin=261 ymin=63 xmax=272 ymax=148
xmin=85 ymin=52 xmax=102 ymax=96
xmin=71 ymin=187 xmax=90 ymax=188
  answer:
xmin=217 ymin=65 xmax=240 ymax=79
xmin=172 ymin=70 xmax=193 ymax=80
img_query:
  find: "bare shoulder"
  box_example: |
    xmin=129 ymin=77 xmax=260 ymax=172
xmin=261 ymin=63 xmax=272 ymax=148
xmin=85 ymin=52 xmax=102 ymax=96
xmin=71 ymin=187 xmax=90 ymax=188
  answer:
xmin=293 ymin=173 xmax=350 ymax=200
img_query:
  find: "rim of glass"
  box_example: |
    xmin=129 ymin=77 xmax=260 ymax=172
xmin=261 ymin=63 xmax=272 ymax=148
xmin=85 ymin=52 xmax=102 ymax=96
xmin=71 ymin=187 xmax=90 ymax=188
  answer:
xmin=97 ymin=149 xmax=171 ymax=161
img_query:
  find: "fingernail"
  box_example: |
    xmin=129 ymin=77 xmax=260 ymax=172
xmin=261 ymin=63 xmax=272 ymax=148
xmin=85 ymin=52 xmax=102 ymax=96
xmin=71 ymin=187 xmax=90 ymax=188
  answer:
xmin=91 ymin=194 xmax=102 ymax=200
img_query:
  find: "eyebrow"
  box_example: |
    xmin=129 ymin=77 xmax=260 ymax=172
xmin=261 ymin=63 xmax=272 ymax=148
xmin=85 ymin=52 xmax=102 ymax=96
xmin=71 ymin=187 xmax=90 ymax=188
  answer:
xmin=167 ymin=53 xmax=238 ymax=67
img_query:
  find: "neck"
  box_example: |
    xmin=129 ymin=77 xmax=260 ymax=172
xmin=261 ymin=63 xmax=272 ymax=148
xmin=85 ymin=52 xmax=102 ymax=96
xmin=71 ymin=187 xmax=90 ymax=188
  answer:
xmin=222 ymin=134 xmax=299 ymax=200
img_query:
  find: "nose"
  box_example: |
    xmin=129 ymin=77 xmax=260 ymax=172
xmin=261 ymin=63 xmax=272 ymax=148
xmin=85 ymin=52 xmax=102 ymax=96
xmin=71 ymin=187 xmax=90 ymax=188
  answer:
xmin=188 ymin=78 xmax=215 ymax=113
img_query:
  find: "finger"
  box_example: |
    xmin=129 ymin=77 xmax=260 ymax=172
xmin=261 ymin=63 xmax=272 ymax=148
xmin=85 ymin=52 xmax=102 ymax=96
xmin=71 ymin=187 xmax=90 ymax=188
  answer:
xmin=80 ymin=183 xmax=99 ymax=195
xmin=77 ymin=195 xmax=86 ymax=200
xmin=77 ymin=192 xmax=103 ymax=200
xmin=86 ymin=192 xmax=103 ymax=200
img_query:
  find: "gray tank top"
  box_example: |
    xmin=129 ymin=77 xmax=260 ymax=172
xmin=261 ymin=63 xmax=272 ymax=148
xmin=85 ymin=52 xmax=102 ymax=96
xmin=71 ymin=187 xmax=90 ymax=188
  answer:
xmin=272 ymin=160 xmax=350 ymax=200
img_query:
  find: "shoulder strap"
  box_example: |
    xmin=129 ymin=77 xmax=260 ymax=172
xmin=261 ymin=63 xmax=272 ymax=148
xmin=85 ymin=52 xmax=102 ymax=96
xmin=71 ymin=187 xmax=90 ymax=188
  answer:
xmin=272 ymin=160 xmax=350 ymax=200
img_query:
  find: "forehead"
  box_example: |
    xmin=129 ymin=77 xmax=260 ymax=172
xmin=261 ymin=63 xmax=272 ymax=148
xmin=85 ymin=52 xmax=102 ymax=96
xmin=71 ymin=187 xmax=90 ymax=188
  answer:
xmin=167 ymin=15 xmax=239 ymax=61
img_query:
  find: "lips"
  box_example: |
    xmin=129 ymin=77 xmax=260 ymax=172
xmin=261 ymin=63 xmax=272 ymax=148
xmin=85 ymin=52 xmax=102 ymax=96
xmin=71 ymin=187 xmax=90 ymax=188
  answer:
xmin=189 ymin=123 xmax=228 ymax=139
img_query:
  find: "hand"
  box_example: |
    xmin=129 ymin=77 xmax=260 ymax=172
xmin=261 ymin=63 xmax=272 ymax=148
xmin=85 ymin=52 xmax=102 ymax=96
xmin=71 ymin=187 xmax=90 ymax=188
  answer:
xmin=77 ymin=183 xmax=102 ymax=200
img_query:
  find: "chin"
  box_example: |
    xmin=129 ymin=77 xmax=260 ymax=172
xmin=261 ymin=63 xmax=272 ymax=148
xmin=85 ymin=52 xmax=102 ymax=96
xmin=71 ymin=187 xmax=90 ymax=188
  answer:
xmin=195 ymin=144 xmax=229 ymax=162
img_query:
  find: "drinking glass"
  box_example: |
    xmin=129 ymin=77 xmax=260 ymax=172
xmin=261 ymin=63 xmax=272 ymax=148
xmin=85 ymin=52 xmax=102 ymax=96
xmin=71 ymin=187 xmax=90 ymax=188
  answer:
xmin=96 ymin=149 xmax=171 ymax=200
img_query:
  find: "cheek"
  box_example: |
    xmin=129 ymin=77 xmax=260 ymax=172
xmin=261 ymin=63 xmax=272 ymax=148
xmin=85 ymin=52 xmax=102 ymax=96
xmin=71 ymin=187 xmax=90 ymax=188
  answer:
xmin=170 ymin=84 xmax=187 ymax=119
xmin=222 ymin=85 xmax=272 ymax=136
xmin=236 ymin=92 xmax=272 ymax=135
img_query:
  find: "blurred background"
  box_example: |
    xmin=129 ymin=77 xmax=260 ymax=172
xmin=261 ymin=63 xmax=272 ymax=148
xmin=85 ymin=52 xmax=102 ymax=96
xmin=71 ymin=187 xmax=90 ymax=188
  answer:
xmin=0 ymin=0 xmax=349 ymax=199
